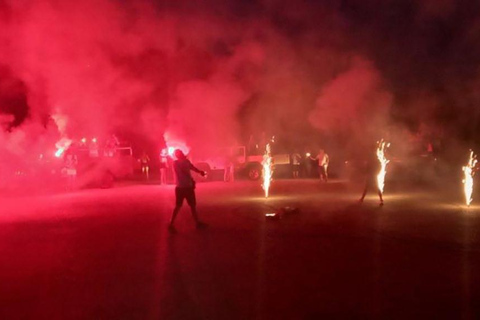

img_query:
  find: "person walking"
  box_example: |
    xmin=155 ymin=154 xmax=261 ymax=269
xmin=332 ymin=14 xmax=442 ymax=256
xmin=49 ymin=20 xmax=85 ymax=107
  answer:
xmin=168 ymin=149 xmax=207 ymax=232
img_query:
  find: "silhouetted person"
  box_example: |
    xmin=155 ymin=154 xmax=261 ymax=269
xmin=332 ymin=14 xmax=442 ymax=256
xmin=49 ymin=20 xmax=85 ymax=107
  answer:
xmin=140 ymin=151 xmax=150 ymax=180
xmin=291 ymin=151 xmax=301 ymax=178
xmin=306 ymin=152 xmax=317 ymax=178
xmin=223 ymin=155 xmax=235 ymax=182
xmin=317 ymin=149 xmax=329 ymax=182
xmin=169 ymin=149 xmax=207 ymax=232
xmin=159 ymin=149 xmax=168 ymax=185
xmin=63 ymin=149 xmax=78 ymax=191
xmin=359 ymin=148 xmax=383 ymax=205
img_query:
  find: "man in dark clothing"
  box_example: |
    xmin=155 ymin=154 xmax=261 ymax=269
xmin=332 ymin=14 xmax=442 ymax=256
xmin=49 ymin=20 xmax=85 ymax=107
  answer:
xmin=168 ymin=149 xmax=207 ymax=232
xmin=359 ymin=148 xmax=384 ymax=205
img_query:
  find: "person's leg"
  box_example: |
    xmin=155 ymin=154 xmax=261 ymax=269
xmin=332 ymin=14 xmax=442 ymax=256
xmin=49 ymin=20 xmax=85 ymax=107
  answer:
xmin=323 ymin=166 xmax=328 ymax=182
xmin=186 ymin=189 xmax=206 ymax=228
xmin=359 ymin=178 xmax=369 ymax=202
xmin=160 ymin=169 xmax=165 ymax=184
xmin=378 ymin=189 xmax=384 ymax=205
xmin=169 ymin=188 xmax=184 ymax=228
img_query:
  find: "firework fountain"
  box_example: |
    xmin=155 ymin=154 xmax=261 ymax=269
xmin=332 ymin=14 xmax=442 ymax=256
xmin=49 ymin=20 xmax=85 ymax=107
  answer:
xmin=262 ymin=143 xmax=273 ymax=198
xmin=462 ymin=150 xmax=478 ymax=207
xmin=376 ymin=139 xmax=390 ymax=195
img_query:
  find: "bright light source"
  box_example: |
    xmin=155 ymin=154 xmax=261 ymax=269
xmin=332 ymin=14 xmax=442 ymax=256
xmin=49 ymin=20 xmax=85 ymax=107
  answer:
xmin=55 ymin=148 xmax=64 ymax=158
xmin=55 ymin=137 xmax=72 ymax=158
xmin=265 ymin=212 xmax=280 ymax=220
xmin=463 ymin=150 xmax=478 ymax=206
xmin=262 ymin=143 xmax=273 ymax=198
xmin=376 ymin=139 xmax=390 ymax=195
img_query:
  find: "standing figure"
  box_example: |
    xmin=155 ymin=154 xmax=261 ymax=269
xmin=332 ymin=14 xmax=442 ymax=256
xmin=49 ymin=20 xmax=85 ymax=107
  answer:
xmin=89 ymin=138 xmax=99 ymax=158
xmin=140 ymin=151 xmax=150 ymax=179
xmin=223 ymin=154 xmax=235 ymax=182
xmin=159 ymin=149 xmax=168 ymax=185
xmin=63 ymin=149 xmax=78 ymax=190
xmin=291 ymin=151 xmax=302 ymax=178
xmin=359 ymin=148 xmax=384 ymax=205
xmin=229 ymin=158 xmax=235 ymax=182
xmin=169 ymin=149 xmax=207 ymax=232
xmin=317 ymin=149 xmax=330 ymax=182
xmin=104 ymin=134 xmax=120 ymax=157
xmin=305 ymin=152 xmax=317 ymax=178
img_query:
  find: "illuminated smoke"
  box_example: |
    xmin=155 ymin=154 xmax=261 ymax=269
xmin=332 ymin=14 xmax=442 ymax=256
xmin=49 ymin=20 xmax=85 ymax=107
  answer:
xmin=0 ymin=0 xmax=479 ymax=193
xmin=309 ymin=58 xmax=392 ymax=141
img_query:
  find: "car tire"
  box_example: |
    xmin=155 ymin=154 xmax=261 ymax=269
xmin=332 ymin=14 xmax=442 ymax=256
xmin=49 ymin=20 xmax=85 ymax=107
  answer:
xmin=247 ymin=165 xmax=262 ymax=181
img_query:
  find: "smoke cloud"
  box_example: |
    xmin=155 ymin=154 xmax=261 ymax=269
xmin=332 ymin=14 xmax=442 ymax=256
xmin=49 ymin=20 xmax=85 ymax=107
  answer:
xmin=1 ymin=0 xmax=480 ymax=188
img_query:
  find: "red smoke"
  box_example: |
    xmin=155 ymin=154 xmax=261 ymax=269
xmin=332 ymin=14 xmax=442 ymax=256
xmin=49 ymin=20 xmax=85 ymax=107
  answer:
xmin=1 ymin=0 xmax=426 ymax=190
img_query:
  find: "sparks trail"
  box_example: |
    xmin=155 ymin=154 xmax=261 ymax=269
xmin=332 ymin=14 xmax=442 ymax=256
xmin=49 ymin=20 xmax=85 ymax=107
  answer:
xmin=376 ymin=139 xmax=390 ymax=195
xmin=462 ymin=150 xmax=478 ymax=207
xmin=262 ymin=143 xmax=273 ymax=198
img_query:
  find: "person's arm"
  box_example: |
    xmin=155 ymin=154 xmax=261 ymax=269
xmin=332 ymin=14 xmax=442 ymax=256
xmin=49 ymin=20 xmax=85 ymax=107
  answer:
xmin=189 ymin=161 xmax=206 ymax=176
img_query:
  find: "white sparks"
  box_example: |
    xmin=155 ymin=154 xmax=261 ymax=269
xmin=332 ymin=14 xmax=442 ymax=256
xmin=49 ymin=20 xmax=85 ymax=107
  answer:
xmin=262 ymin=143 xmax=273 ymax=198
xmin=463 ymin=150 xmax=477 ymax=206
xmin=376 ymin=139 xmax=390 ymax=194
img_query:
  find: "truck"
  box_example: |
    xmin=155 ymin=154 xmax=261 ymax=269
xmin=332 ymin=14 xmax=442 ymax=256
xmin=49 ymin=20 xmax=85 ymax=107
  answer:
xmin=192 ymin=146 xmax=291 ymax=181
xmin=73 ymin=145 xmax=135 ymax=188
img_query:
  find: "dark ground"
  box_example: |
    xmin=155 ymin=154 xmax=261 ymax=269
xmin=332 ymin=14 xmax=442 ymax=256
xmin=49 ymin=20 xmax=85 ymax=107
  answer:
xmin=1 ymin=178 xmax=480 ymax=319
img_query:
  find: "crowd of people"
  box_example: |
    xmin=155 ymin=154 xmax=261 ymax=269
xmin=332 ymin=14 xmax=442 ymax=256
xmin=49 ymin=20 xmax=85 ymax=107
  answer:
xmin=291 ymin=149 xmax=330 ymax=181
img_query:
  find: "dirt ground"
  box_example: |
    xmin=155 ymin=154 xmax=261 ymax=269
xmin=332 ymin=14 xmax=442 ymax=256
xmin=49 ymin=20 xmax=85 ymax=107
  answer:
xmin=1 ymin=179 xmax=480 ymax=319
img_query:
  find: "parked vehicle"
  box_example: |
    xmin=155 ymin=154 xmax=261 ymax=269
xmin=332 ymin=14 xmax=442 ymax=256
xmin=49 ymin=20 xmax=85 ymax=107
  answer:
xmin=192 ymin=146 xmax=291 ymax=181
xmin=74 ymin=145 xmax=135 ymax=188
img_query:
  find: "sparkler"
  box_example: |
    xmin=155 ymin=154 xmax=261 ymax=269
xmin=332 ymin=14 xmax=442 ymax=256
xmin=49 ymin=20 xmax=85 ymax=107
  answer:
xmin=262 ymin=143 xmax=273 ymax=198
xmin=462 ymin=150 xmax=478 ymax=206
xmin=376 ymin=139 xmax=390 ymax=194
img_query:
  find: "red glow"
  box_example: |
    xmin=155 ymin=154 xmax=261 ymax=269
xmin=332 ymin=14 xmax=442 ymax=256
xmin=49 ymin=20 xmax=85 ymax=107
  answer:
xmin=163 ymin=135 xmax=190 ymax=158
